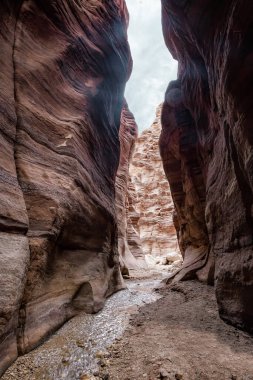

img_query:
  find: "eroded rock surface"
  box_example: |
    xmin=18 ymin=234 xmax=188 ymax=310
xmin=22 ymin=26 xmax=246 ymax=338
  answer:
xmin=0 ymin=0 xmax=130 ymax=374
xmin=129 ymin=105 xmax=179 ymax=262
xmin=116 ymin=101 xmax=144 ymax=273
xmin=161 ymin=0 xmax=253 ymax=332
xmin=160 ymin=81 xmax=212 ymax=283
xmin=126 ymin=177 xmax=145 ymax=263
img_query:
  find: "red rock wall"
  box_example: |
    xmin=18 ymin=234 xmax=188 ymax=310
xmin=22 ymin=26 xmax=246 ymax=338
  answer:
xmin=161 ymin=0 xmax=253 ymax=332
xmin=116 ymin=101 xmax=144 ymax=273
xmin=160 ymin=81 xmax=213 ymax=283
xmin=0 ymin=0 xmax=130 ymax=374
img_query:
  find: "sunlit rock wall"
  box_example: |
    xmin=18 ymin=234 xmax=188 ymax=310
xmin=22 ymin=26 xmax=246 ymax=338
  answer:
xmin=0 ymin=0 xmax=131 ymax=374
xmin=129 ymin=105 xmax=179 ymax=261
xmin=161 ymin=0 xmax=253 ymax=332
xmin=126 ymin=177 xmax=145 ymax=263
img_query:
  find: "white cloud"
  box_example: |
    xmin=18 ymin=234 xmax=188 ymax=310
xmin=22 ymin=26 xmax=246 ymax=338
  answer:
xmin=125 ymin=0 xmax=178 ymax=131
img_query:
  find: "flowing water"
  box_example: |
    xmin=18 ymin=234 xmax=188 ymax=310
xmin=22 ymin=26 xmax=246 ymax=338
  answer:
xmin=3 ymin=270 xmax=166 ymax=380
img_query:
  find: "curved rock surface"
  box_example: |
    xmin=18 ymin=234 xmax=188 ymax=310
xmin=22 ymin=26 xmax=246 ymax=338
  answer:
xmin=129 ymin=105 xmax=179 ymax=261
xmin=161 ymin=0 xmax=253 ymax=332
xmin=116 ymin=101 xmax=144 ymax=273
xmin=0 ymin=0 xmax=131 ymax=374
xmin=160 ymin=81 xmax=212 ymax=282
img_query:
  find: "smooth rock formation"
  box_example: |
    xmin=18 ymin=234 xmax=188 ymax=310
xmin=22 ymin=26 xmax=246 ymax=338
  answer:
xmin=161 ymin=0 xmax=253 ymax=332
xmin=116 ymin=101 xmax=144 ymax=273
xmin=129 ymin=105 xmax=179 ymax=261
xmin=160 ymin=81 xmax=212 ymax=283
xmin=0 ymin=0 xmax=130 ymax=374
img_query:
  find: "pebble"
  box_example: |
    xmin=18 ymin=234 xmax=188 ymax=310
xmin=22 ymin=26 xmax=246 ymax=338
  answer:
xmin=96 ymin=351 xmax=105 ymax=359
xmin=159 ymin=368 xmax=170 ymax=379
xmin=76 ymin=340 xmax=85 ymax=348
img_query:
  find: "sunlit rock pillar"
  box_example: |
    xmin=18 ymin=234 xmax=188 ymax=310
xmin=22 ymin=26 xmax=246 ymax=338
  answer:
xmin=129 ymin=105 xmax=180 ymax=263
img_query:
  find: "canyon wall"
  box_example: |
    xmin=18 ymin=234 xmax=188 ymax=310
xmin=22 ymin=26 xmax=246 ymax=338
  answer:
xmin=0 ymin=0 xmax=131 ymax=374
xmin=115 ymin=101 xmax=144 ymax=273
xmin=129 ymin=105 xmax=179 ymax=261
xmin=126 ymin=177 xmax=146 ymax=263
xmin=161 ymin=0 xmax=253 ymax=332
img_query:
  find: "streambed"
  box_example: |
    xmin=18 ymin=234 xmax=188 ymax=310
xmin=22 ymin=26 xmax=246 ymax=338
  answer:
xmin=3 ymin=270 xmax=165 ymax=380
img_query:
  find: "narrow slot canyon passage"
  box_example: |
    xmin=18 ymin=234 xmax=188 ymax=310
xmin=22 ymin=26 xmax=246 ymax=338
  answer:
xmin=2 ymin=101 xmax=182 ymax=380
xmin=1 ymin=0 xmax=253 ymax=380
xmin=3 ymin=103 xmax=253 ymax=380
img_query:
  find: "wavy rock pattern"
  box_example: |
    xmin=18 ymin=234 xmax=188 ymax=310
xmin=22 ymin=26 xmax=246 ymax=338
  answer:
xmin=161 ymin=0 xmax=253 ymax=332
xmin=0 ymin=0 xmax=130 ymax=374
xmin=129 ymin=105 xmax=179 ymax=260
xmin=116 ymin=101 xmax=144 ymax=273
xmin=160 ymin=81 xmax=212 ymax=282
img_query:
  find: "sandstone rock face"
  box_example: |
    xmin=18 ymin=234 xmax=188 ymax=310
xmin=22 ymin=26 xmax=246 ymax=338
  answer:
xmin=126 ymin=177 xmax=145 ymax=262
xmin=129 ymin=105 xmax=179 ymax=261
xmin=0 ymin=0 xmax=130 ymax=374
xmin=116 ymin=101 xmax=144 ymax=273
xmin=161 ymin=0 xmax=253 ymax=332
xmin=160 ymin=81 xmax=212 ymax=283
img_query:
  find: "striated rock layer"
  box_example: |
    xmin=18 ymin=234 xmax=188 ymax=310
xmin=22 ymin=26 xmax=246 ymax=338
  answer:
xmin=161 ymin=0 xmax=253 ymax=332
xmin=126 ymin=177 xmax=145 ymax=262
xmin=115 ymin=101 xmax=144 ymax=273
xmin=129 ymin=105 xmax=179 ymax=260
xmin=0 ymin=0 xmax=131 ymax=374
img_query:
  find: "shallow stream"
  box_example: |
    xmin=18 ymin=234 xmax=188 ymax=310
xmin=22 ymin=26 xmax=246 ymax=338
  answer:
xmin=3 ymin=270 xmax=165 ymax=380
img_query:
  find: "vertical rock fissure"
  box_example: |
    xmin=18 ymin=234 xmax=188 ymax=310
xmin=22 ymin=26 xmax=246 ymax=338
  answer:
xmin=11 ymin=0 xmax=31 ymax=355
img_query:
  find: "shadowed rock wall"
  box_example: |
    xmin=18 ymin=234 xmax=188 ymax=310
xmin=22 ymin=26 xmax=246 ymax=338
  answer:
xmin=116 ymin=101 xmax=144 ymax=273
xmin=161 ymin=0 xmax=253 ymax=332
xmin=160 ymin=81 xmax=212 ymax=282
xmin=0 ymin=0 xmax=131 ymax=374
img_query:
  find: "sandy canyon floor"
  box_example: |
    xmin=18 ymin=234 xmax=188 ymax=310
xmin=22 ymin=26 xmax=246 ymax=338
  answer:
xmin=2 ymin=269 xmax=253 ymax=380
xmin=105 ymin=278 xmax=253 ymax=380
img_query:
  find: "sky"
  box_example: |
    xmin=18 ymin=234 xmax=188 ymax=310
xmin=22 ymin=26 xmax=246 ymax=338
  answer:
xmin=125 ymin=0 xmax=178 ymax=131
